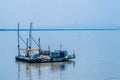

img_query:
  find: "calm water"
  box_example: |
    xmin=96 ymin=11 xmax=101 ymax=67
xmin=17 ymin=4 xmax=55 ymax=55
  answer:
xmin=0 ymin=30 xmax=120 ymax=80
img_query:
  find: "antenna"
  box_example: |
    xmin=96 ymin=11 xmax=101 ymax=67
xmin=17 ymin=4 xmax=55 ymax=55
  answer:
xmin=48 ymin=45 xmax=50 ymax=51
xmin=18 ymin=22 xmax=20 ymax=56
xmin=60 ymin=44 xmax=62 ymax=51
xmin=73 ymin=50 xmax=76 ymax=58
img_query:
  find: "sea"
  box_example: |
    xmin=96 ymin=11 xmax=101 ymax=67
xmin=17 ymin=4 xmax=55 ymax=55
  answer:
xmin=0 ymin=29 xmax=120 ymax=80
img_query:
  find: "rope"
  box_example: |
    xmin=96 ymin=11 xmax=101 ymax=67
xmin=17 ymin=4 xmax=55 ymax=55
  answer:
xmin=19 ymin=35 xmax=27 ymax=46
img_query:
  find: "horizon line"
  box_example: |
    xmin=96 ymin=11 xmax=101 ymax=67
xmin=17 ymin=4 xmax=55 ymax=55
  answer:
xmin=0 ymin=28 xmax=120 ymax=31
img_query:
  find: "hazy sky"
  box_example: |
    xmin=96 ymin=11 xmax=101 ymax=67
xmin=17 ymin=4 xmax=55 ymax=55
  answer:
xmin=0 ymin=0 xmax=120 ymax=28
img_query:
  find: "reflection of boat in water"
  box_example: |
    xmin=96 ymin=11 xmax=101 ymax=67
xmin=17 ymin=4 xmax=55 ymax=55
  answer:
xmin=16 ymin=61 xmax=75 ymax=80
xmin=16 ymin=61 xmax=75 ymax=72
xmin=15 ymin=23 xmax=75 ymax=63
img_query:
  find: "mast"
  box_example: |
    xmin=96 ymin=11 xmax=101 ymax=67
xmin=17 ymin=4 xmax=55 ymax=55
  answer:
xmin=38 ymin=38 xmax=41 ymax=55
xmin=18 ymin=23 xmax=20 ymax=56
xmin=29 ymin=22 xmax=32 ymax=59
xmin=26 ymin=38 xmax=28 ymax=48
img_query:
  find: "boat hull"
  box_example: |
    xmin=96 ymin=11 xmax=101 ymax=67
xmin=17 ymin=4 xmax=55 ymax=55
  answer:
xmin=15 ymin=56 xmax=70 ymax=63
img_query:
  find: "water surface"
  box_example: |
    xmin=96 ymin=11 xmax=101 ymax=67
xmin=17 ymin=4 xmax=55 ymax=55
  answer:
xmin=0 ymin=30 xmax=120 ymax=80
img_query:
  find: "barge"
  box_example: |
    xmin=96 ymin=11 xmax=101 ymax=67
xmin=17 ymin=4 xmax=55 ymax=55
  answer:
xmin=15 ymin=23 xmax=75 ymax=63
